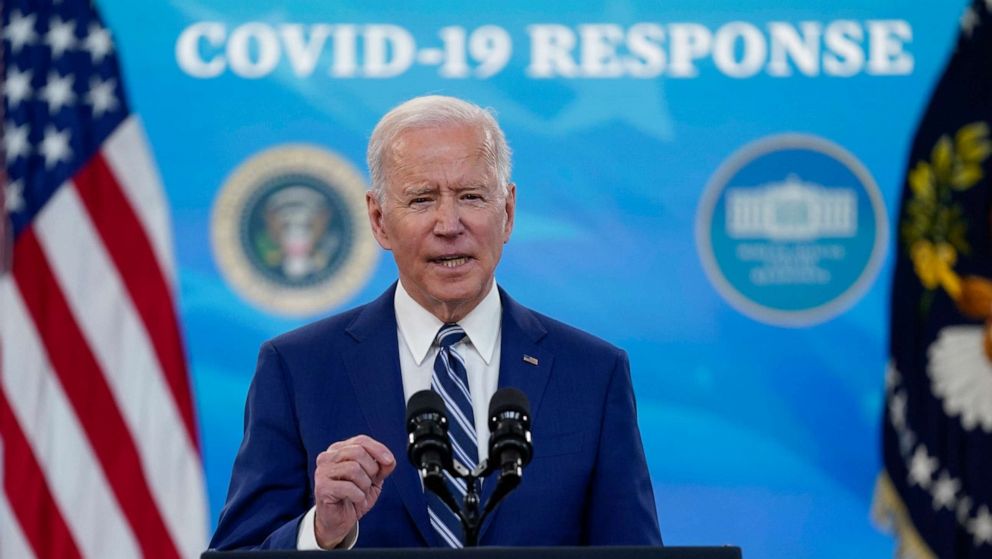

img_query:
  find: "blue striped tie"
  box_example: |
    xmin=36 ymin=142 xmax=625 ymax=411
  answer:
xmin=427 ymin=323 xmax=476 ymax=547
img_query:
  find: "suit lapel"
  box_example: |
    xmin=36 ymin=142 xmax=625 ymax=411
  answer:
xmin=480 ymin=288 xmax=554 ymax=540
xmin=342 ymin=284 xmax=437 ymax=546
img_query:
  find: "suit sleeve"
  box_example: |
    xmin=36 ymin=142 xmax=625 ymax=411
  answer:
xmin=209 ymin=341 xmax=312 ymax=550
xmin=583 ymin=350 xmax=663 ymax=545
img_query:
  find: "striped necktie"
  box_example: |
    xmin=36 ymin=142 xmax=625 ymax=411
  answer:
xmin=427 ymin=323 xmax=477 ymax=547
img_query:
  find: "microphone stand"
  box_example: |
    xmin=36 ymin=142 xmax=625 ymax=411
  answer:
xmin=462 ymin=474 xmax=482 ymax=547
xmin=427 ymin=459 xmax=520 ymax=547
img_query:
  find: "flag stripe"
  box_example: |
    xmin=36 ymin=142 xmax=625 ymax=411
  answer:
xmin=0 ymin=389 xmax=81 ymax=559
xmin=0 ymin=278 xmax=142 ymax=559
xmin=0 ymin=485 xmax=36 ymax=559
xmin=11 ymin=231 xmax=181 ymax=559
xmin=34 ymin=183 xmax=206 ymax=557
xmin=73 ymin=150 xmax=199 ymax=451
xmin=102 ymin=117 xmax=177 ymax=285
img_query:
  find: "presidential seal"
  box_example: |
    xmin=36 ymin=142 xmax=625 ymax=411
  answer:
xmin=211 ymin=145 xmax=378 ymax=316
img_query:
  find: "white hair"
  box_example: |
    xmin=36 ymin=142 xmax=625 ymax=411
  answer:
xmin=366 ymin=95 xmax=512 ymax=203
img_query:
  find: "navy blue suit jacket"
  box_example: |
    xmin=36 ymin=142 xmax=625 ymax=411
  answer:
xmin=210 ymin=284 xmax=661 ymax=549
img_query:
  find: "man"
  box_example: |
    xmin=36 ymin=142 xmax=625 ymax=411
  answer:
xmin=210 ymin=96 xmax=662 ymax=550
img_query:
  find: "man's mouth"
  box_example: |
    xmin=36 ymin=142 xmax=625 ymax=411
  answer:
xmin=433 ymin=255 xmax=470 ymax=268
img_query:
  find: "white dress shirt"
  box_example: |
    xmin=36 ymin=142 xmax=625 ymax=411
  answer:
xmin=297 ymin=280 xmax=503 ymax=549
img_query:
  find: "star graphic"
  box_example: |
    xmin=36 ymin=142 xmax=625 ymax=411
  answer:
xmin=959 ymin=496 xmax=974 ymax=524
xmin=930 ymin=471 xmax=960 ymax=511
xmin=5 ymin=67 xmax=33 ymax=108
xmin=5 ymin=180 xmax=25 ymax=213
xmin=885 ymin=364 xmax=901 ymax=393
xmin=86 ymin=77 xmax=118 ymax=117
xmin=83 ymin=23 xmax=113 ymax=63
xmin=968 ymin=505 xmax=992 ymax=546
xmin=898 ymin=428 xmax=916 ymax=457
xmin=41 ymin=71 xmax=76 ymax=114
xmin=4 ymin=121 xmax=31 ymax=162
xmin=890 ymin=391 xmax=907 ymax=429
xmin=40 ymin=125 xmax=71 ymax=168
xmin=962 ymin=6 xmax=980 ymax=37
xmin=3 ymin=11 xmax=37 ymax=53
xmin=908 ymin=446 xmax=937 ymax=489
xmin=45 ymin=16 xmax=77 ymax=58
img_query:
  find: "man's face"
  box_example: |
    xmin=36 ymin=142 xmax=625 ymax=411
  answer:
xmin=367 ymin=124 xmax=515 ymax=322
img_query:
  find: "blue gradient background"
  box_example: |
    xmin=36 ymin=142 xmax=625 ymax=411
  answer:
xmin=95 ymin=1 xmax=968 ymax=557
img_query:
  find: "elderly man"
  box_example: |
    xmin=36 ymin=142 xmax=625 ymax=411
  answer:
xmin=210 ymin=96 xmax=661 ymax=550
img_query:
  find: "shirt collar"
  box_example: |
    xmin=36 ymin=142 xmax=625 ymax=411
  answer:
xmin=394 ymin=280 xmax=502 ymax=366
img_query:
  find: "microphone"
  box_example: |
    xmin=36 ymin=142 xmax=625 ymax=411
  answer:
xmin=406 ymin=390 xmax=452 ymax=476
xmin=487 ymin=388 xmax=533 ymax=482
xmin=405 ymin=390 xmax=460 ymax=514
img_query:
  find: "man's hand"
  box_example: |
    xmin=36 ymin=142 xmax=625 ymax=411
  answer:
xmin=313 ymin=435 xmax=396 ymax=549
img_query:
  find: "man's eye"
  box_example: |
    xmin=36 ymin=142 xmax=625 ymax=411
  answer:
xmin=463 ymin=193 xmax=483 ymax=201
xmin=410 ymin=197 xmax=432 ymax=205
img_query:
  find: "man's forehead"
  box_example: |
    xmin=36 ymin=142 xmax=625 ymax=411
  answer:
xmin=384 ymin=125 xmax=495 ymax=176
xmin=389 ymin=124 xmax=486 ymax=153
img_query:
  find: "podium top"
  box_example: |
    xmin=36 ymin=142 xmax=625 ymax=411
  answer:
xmin=202 ymin=546 xmax=741 ymax=559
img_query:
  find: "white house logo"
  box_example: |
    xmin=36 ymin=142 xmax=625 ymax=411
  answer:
xmin=726 ymin=175 xmax=857 ymax=241
xmin=696 ymin=134 xmax=887 ymax=326
xmin=211 ymin=145 xmax=377 ymax=316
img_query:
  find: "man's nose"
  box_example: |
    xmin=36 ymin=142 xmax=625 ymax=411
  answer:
xmin=433 ymin=196 xmax=463 ymax=236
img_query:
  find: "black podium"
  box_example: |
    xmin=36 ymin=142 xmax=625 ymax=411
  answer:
xmin=203 ymin=547 xmax=741 ymax=559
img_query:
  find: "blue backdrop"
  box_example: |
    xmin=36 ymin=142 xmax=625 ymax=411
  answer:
xmin=96 ymin=1 xmax=968 ymax=557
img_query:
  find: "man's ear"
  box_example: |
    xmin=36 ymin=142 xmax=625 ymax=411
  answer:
xmin=502 ymin=183 xmax=516 ymax=243
xmin=366 ymin=191 xmax=392 ymax=250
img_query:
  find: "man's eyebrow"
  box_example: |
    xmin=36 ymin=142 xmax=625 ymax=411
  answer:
xmin=452 ymin=183 xmax=490 ymax=191
xmin=401 ymin=184 xmax=436 ymax=196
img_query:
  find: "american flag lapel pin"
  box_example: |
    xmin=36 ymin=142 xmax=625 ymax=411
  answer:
xmin=522 ymin=355 xmax=539 ymax=366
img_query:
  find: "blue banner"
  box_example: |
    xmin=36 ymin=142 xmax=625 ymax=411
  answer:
xmin=95 ymin=1 xmax=970 ymax=557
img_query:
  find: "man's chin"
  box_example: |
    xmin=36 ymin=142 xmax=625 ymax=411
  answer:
xmin=429 ymin=288 xmax=481 ymax=308
xmin=420 ymin=282 xmax=491 ymax=319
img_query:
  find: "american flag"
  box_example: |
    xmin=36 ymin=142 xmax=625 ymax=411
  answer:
xmin=0 ymin=1 xmax=207 ymax=558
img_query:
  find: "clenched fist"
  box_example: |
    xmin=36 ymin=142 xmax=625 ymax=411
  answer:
xmin=313 ymin=435 xmax=396 ymax=549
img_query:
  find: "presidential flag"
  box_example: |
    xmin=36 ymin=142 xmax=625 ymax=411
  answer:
xmin=874 ymin=1 xmax=992 ymax=557
xmin=0 ymin=1 xmax=207 ymax=557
